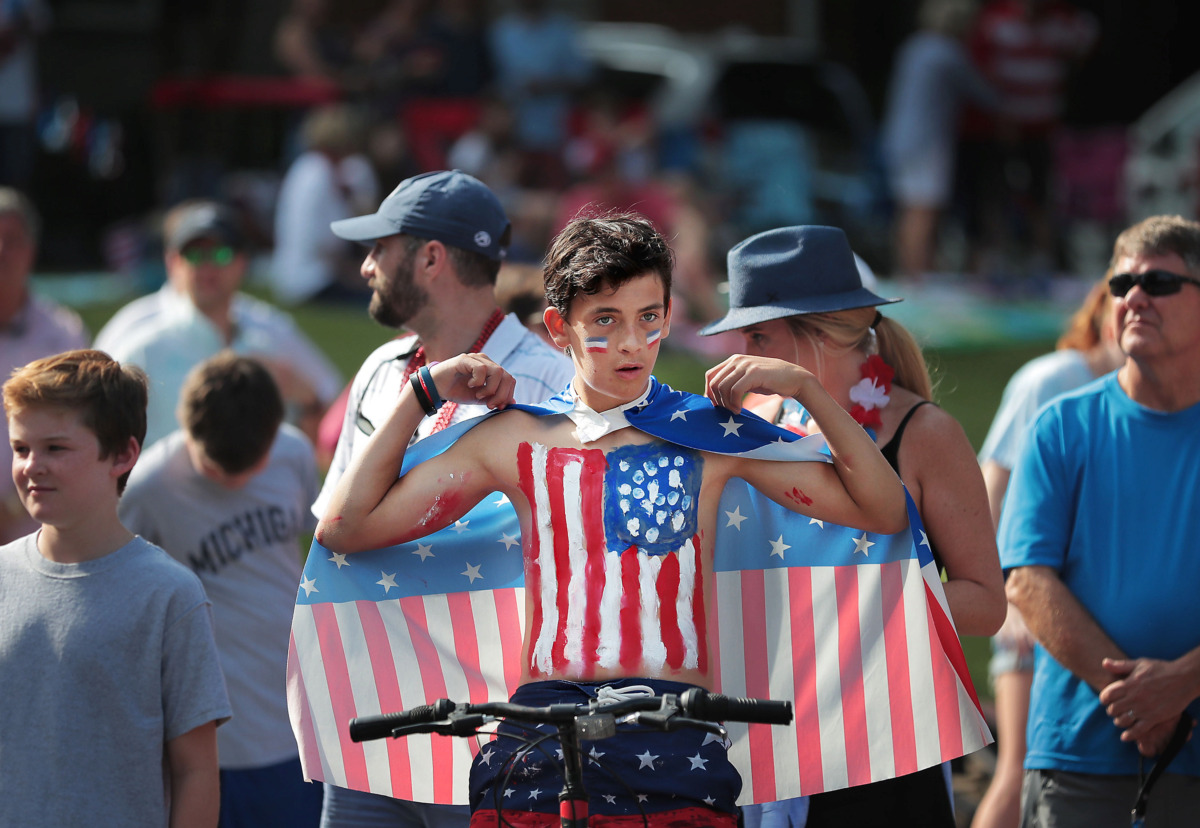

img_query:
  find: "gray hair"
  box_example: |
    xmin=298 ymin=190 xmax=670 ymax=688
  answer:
xmin=0 ymin=187 xmax=41 ymax=247
xmin=1111 ymin=215 xmax=1200 ymax=275
xmin=919 ymin=0 xmax=978 ymax=36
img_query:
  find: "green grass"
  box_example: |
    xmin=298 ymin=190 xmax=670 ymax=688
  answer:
xmin=81 ymin=296 xmax=1051 ymax=700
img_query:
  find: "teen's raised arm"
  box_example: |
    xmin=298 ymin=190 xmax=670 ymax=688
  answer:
xmin=705 ymin=353 xmax=907 ymax=535
xmin=317 ymin=353 xmax=516 ymax=553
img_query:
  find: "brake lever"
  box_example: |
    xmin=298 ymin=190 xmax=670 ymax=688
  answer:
xmin=629 ymin=711 xmax=727 ymax=740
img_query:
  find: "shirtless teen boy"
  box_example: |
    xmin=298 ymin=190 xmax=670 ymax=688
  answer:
xmin=317 ymin=214 xmax=908 ymax=827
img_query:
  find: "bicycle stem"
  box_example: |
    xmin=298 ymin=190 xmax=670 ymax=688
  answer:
xmin=556 ymin=720 xmax=589 ymax=828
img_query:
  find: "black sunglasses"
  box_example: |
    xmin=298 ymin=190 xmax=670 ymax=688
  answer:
xmin=1108 ymin=269 xmax=1200 ymax=297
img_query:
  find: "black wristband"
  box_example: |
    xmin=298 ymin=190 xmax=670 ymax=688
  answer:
xmin=409 ymin=371 xmax=438 ymax=415
xmin=418 ymin=365 xmax=444 ymax=411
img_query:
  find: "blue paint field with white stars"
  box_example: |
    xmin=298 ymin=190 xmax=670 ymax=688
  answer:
xmin=602 ymin=443 xmax=701 ymax=557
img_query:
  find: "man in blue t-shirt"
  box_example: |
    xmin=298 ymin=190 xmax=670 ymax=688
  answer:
xmin=999 ymin=215 xmax=1200 ymax=827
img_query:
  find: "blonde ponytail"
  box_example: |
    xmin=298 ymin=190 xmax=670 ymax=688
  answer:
xmin=873 ymin=315 xmax=933 ymax=400
xmin=787 ymin=308 xmax=934 ymax=401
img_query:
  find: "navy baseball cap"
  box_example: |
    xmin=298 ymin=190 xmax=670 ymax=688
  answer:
xmin=700 ymin=226 xmax=900 ymax=336
xmin=168 ymin=202 xmax=246 ymax=251
xmin=331 ymin=170 xmax=511 ymax=261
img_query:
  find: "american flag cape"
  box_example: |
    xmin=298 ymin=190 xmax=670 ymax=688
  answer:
xmin=287 ymin=378 xmax=991 ymax=805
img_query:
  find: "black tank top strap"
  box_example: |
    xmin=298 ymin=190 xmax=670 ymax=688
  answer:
xmin=879 ymin=400 xmax=943 ymax=572
xmin=879 ymin=400 xmax=934 ymax=474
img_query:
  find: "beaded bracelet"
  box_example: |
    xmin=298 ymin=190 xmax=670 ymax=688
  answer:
xmin=409 ymin=370 xmax=439 ymax=415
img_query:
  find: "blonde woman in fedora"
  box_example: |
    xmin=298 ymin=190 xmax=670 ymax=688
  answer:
xmin=703 ymin=225 xmax=1004 ymax=827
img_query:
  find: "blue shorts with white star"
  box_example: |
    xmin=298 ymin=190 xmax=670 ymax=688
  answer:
xmin=468 ymin=679 xmax=741 ymax=820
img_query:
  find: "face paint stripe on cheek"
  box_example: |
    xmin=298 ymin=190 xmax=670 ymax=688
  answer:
xmin=584 ymin=337 xmax=608 ymax=353
xmin=646 ymin=329 xmax=662 ymax=347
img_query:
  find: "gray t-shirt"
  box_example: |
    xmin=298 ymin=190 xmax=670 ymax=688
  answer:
xmin=121 ymin=426 xmax=319 ymax=769
xmin=0 ymin=534 xmax=231 ymax=827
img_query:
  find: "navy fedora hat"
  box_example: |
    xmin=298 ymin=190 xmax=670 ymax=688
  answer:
xmin=700 ymin=226 xmax=900 ymax=336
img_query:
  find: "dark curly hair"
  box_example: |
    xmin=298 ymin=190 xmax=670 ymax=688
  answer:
xmin=543 ymin=212 xmax=673 ymax=316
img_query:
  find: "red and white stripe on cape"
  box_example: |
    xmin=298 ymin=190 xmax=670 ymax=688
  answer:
xmin=288 ymin=497 xmax=990 ymax=805
xmin=288 ymin=385 xmax=991 ymax=805
xmin=713 ymin=555 xmax=989 ymax=801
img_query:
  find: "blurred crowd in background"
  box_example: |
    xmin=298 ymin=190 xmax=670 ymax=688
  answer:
xmin=6 ymin=0 xmax=1200 ymax=330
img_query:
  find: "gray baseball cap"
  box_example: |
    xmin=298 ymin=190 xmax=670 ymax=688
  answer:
xmin=168 ymin=202 xmax=246 ymax=251
xmin=331 ymin=169 xmax=511 ymax=261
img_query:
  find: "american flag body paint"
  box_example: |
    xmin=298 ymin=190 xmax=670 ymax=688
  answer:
xmin=517 ymin=440 xmax=705 ymax=678
xmin=646 ymin=328 xmax=662 ymax=347
xmin=583 ymin=337 xmax=608 ymax=353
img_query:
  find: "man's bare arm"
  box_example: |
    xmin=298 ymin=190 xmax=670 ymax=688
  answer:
xmin=318 ymin=353 xmax=515 ymax=553
xmin=1007 ymin=565 xmax=1124 ymax=690
xmin=1010 ymin=566 xmax=1200 ymax=756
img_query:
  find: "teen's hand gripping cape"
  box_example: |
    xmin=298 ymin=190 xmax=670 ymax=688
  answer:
xmin=287 ymin=378 xmax=991 ymax=804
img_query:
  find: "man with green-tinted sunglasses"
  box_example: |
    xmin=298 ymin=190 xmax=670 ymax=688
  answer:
xmin=165 ymin=203 xmax=249 ymax=333
xmin=103 ymin=201 xmax=343 ymax=449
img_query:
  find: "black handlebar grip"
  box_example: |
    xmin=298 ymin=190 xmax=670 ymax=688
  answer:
xmin=349 ymin=699 xmax=457 ymax=743
xmin=681 ymin=688 xmax=793 ymax=725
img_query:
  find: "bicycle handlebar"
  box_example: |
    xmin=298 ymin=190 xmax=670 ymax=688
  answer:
xmin=680 ymin=688 xmax=793 ymax=725
xmin=349 ymin=698 xmax=457 ymax=743
xmin=348 ymin=688 xmax=792 ymax=743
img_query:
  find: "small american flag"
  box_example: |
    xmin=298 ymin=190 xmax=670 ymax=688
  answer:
xmin=287 ymin=379 xmax=990 ymax=804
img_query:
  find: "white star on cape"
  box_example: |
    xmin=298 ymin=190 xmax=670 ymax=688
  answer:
xmin=493 ymin=493 xmax=510 ymax=507
xmin=479 ymin=749 xmax=494 ymax=766
xmin=636 ymin=750 xmax=658 ymax=769
xmin=852 ymin=533 xmax=875 ymax=556
xmin=528 ymin=788 xmax=542 ymax=800
xmin=450 ymin=520 xmax=470 ymax=534
xmin=704 ymin=796 xmax=717 ymax=806
xmin=299 ymin=576 xmax=318 ymax=596
xmin=462 ymin=563 xmax=483 ymax=583
xmin=377 ymin=572 xmax=398 ymax=593
xmin=412 ymin=543 xmax=434 ymax=561
xmin=687 ymin=753 xmax=709 ymax=770
xmin=670 ymin=408 xmax=688 ymax=422
xmin=588 ymin=746 xmax=605 ymax=765
xmin=809 ymin=517 xmax=825 ymax=528
xmin=603 ymin=794 xmax=617 ymax=804
xmin=919 ymin=529 xmax=930 ymax=548
xmin=719 ymin=416 xmax=743 ymax=437
xmin=498 ymin=532 xmax=520 ymax=550
xmin=724 ymin=506 xmax=747 ymax=529
xmin=328 ymin=552 xmax=349 ymax=569
xmin=769 ymin=535 xmax=791 ymax=559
